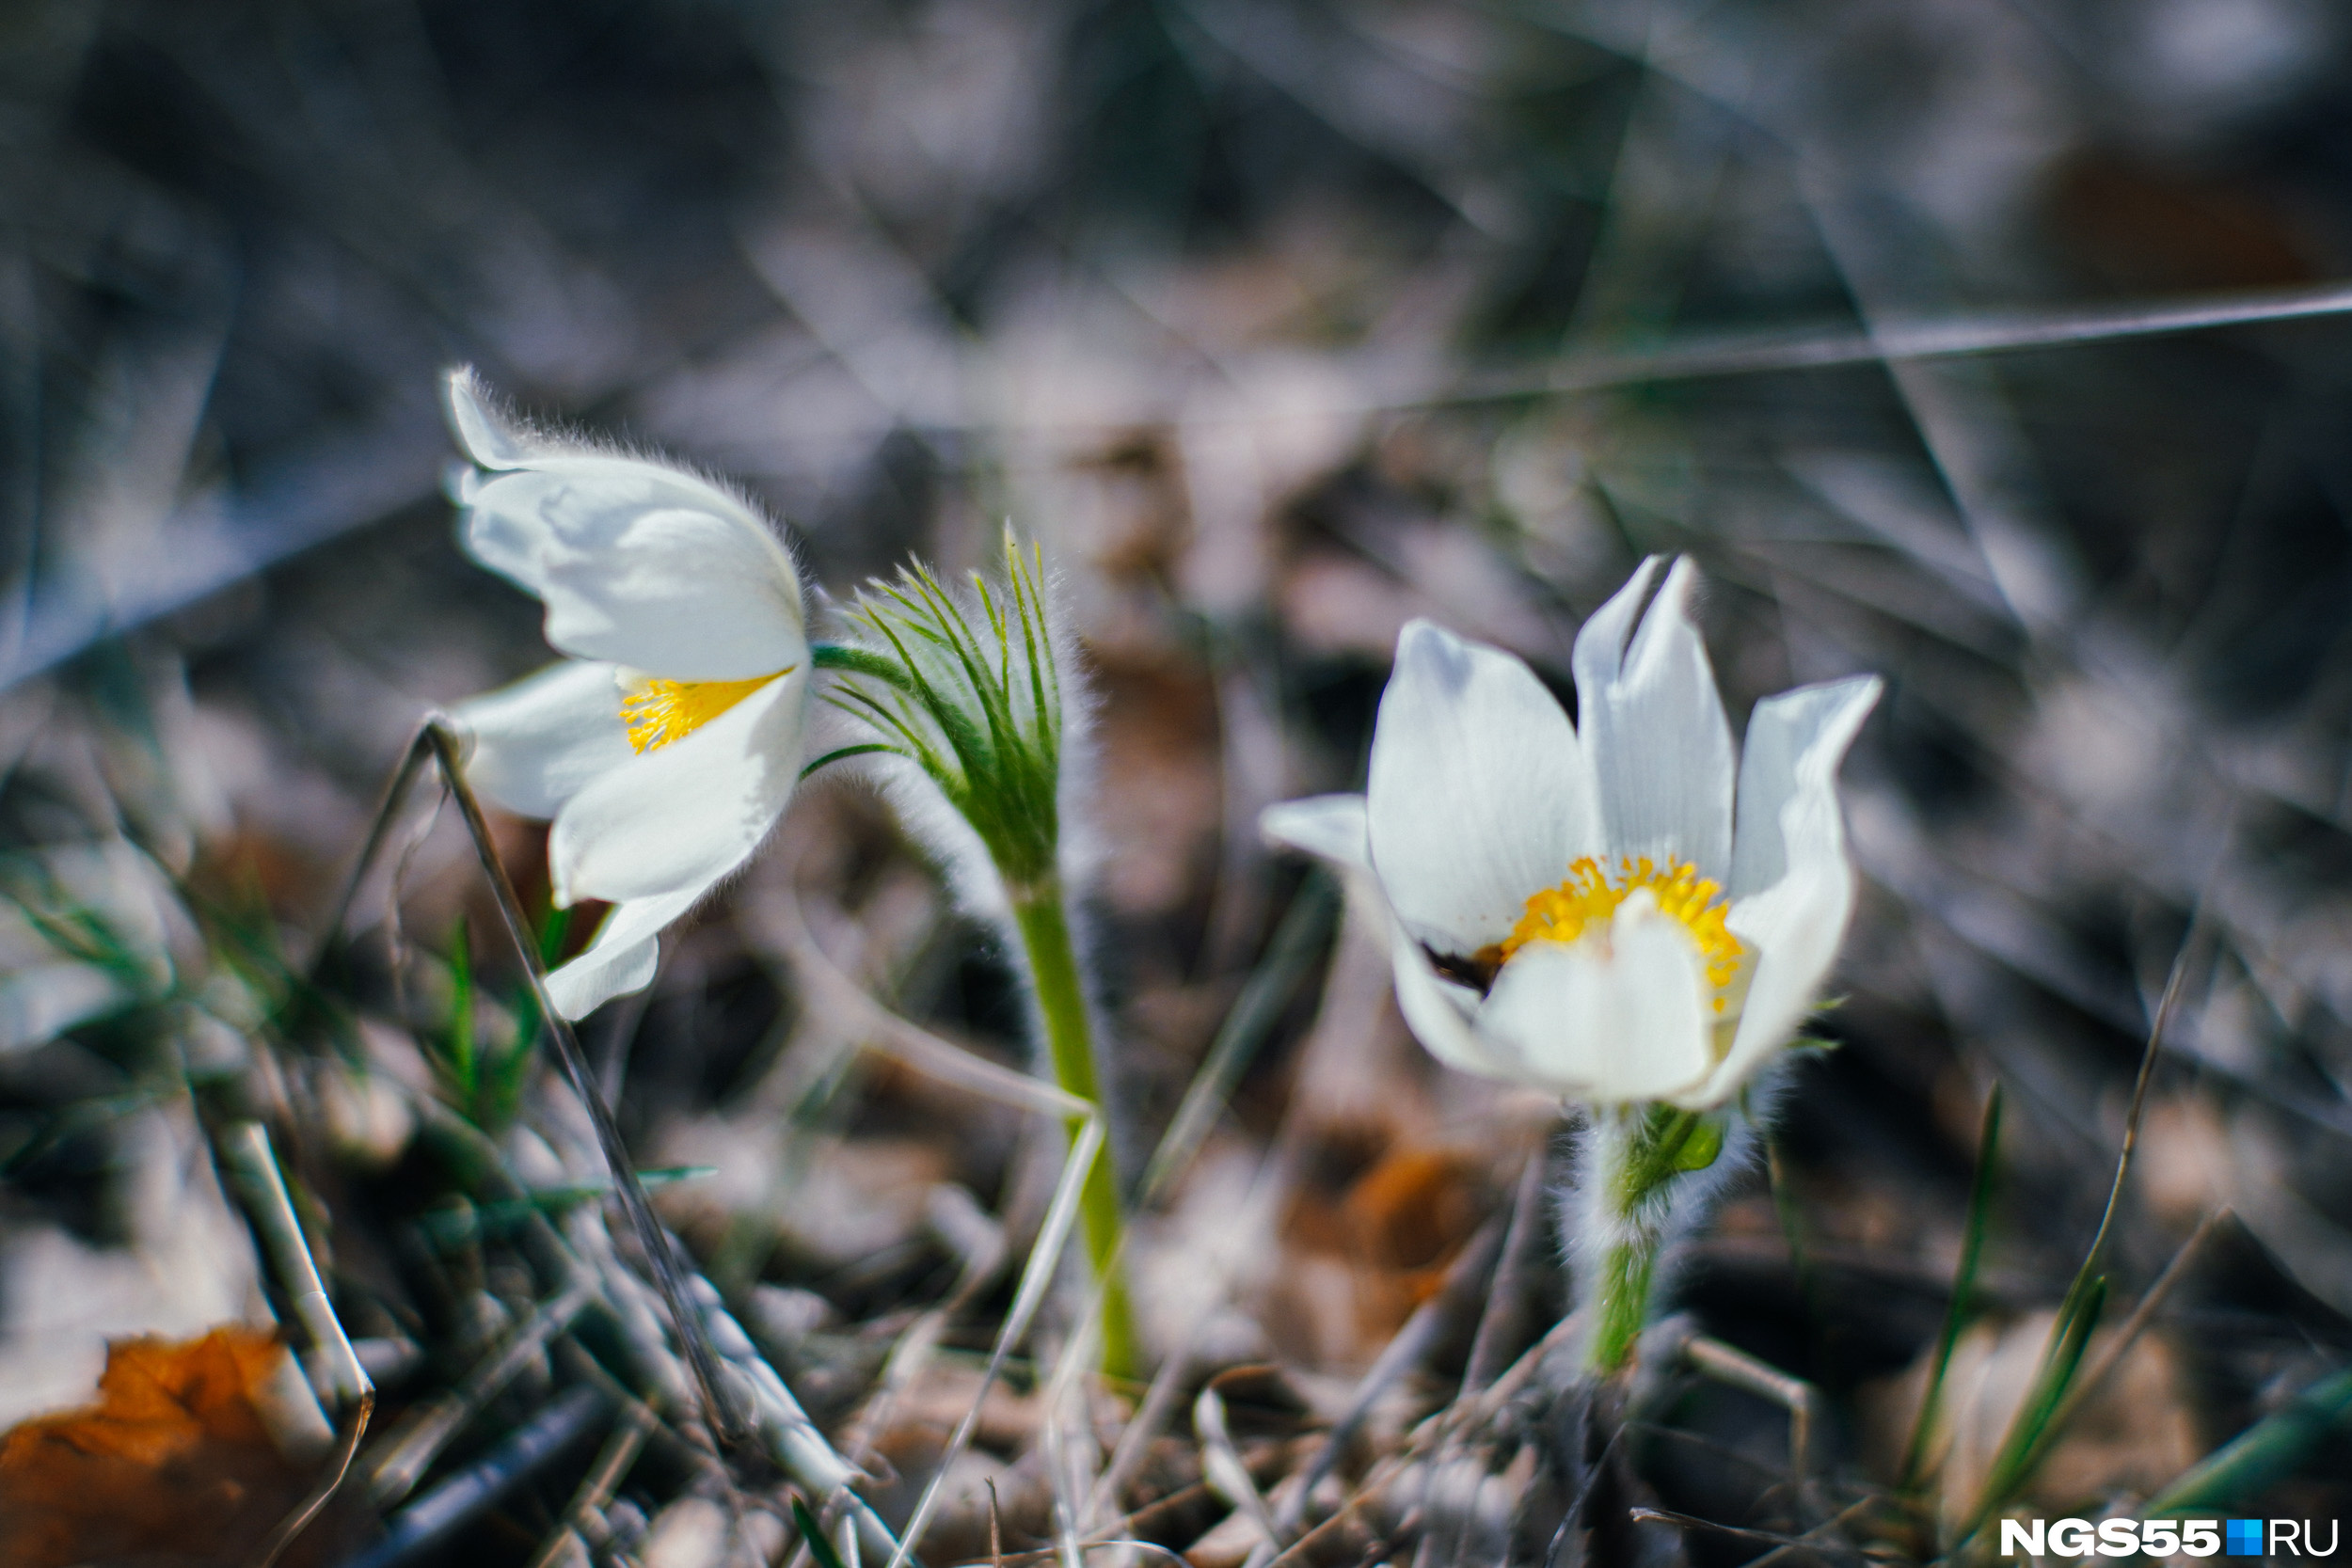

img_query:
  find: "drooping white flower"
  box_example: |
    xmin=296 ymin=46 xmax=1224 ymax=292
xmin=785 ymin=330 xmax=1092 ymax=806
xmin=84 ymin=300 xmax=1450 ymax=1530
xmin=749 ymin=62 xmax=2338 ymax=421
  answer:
xmin=1263 ymin=556 xmax=1878 ymax=1109
xmin=440 ymin=370 xmax=812 ymax=1020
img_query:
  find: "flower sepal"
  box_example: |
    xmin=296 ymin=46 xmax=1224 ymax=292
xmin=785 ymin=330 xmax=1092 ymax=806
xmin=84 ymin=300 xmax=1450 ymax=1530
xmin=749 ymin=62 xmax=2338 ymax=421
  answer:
xmin=1620 ymin=1102 xmax=1728 ymax=1192
xmin=822 ymin=531 xmax=1071 ymax=899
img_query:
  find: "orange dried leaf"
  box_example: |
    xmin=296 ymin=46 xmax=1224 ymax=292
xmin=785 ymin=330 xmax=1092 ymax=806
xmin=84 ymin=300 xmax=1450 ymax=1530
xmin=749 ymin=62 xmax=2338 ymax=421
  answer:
xmin=0 ymin=1325 xmax=330 ymax=1568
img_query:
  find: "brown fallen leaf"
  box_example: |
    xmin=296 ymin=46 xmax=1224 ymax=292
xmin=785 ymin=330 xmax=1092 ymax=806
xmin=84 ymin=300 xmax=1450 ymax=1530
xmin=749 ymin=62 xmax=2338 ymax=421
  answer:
xmin=0 ymin=1325 xmax=350 ymax=1568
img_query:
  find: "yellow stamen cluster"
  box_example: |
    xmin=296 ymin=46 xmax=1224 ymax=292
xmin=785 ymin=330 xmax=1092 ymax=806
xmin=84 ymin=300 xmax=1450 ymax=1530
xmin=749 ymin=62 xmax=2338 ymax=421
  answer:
xmin=1500 ymin=856 xmax=1743 ymax=1009
xmin=621 ymin=674 xmax=780 ymax=753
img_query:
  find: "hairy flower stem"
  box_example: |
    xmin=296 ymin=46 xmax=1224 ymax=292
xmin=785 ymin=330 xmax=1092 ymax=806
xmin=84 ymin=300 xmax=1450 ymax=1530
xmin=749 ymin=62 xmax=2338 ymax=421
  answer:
xmin=1009 ymin=877 xmax=1140 ymax=1384
xmin=1582 ymin=1102 xmax=1721 ymax=1375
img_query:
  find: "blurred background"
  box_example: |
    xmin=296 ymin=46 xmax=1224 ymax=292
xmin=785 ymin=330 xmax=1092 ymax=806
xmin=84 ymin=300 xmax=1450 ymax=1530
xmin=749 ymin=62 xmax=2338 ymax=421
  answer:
xmin=5 ymin=0 xmax=2352 ymax=1561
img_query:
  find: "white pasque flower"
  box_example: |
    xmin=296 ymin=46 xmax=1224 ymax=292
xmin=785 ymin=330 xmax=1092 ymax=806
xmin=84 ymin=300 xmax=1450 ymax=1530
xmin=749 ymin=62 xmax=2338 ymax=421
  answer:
xmin=440 ymin=370 xmax=812 ymax=1020
xmin=1263 ymin=557 xmax=1879 ymax=1109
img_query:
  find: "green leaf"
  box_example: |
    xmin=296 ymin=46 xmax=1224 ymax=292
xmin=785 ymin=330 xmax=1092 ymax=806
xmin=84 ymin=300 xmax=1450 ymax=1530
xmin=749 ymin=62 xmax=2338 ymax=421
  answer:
xmin=1620 ymin=1104 xmax=1725 ymax=1197
xmin=1670 ymin=1115 xmax=1724 ymax=1172
xmin=800 ymin=742 xmax=903 ymax=781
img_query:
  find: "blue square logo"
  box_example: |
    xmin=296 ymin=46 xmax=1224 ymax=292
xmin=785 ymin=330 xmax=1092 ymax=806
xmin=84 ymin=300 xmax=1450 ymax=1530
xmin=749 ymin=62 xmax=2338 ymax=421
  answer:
xmin=2227 ymin=1520 xmax=2265 ymax=1557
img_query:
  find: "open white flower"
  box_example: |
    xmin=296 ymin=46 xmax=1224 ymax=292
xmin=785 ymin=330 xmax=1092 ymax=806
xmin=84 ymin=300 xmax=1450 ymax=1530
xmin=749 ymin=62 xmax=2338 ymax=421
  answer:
xmin=440 ymin=370 xmax=812 ymax=1019
xmin=1263 ymin=556 xmax=1878 ymax=1109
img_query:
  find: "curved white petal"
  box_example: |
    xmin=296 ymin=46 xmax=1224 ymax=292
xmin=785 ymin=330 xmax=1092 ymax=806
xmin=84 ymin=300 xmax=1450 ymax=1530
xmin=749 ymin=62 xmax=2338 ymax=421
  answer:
xmin=550 ymin=670 xmax=808 ymax=908
xmin=444 ymin=367 xmax=535 ymax=470
xmin=1366 ymin=620 xmax=1598 ymax=956
xmin=1386 ymin=923 xmax=1518 ymax=1081
xmin=1475 ymin=893 xmax=1712 ymax=1101
xmin=452 ymin=659 xmax=634 ymax=820
xmin=543 ymin=886 xmax=704 ymax=1019
xmin=463 ymin=462 xmax=807 ymax=680
xmin=1728 ymin=675 xmax=1882 ymax=898
xmin=1572 ymin=557 xmax=1736 ymax=877
xmin=1260 ymin=793 xmax=1372 ymax=871
xmin=1262 ymin=792 xmax=1513 ymax=1079
xmin=1685 ymin=679 xmax=1879 ymax=1106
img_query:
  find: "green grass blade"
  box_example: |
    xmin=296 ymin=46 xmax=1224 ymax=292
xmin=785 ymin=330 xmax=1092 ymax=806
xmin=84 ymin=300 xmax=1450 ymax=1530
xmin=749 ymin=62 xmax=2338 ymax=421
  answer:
xmin=794 ymin=1498 xmax=851 ymax=1568
xmin=2143 ymin=1366 xmax=2352 ymax=1515
xmin=1953 ymin=911 xmax=2206 ymax=1541
xmin=447 ymin=916 xmax=475 ymax=1102
xmin=1900 ymin=1083 xmax=2002 ymax=1491
xmin=1956 ymin=1272 xmax=2107 ymax=1546
xmin=536 ymin=904 xmax=572 ymax=971
xmin=1141 ymin=874 xmax=1338 ymax=1202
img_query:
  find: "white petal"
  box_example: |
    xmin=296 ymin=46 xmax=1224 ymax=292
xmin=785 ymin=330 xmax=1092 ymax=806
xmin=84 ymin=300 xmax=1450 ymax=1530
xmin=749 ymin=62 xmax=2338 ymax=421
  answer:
xmin=1728 ymin=675 xmax=1882 ymax=898
xmin=1260 ymin=794 xmax=1371 ymax=871
xmin=1386 ymin=922 xmax=1519 ymax=1081
xmin=1573 ymin=557 xmax=1736 ymax=877
xmin=1262 ymin=793 xmax=1516 ymax=1079
xmin=1686 ymin=679 xmax=1878 ymax=1106
xmin=550 ymin=670 xmax=808 ymax=907
xmin=462 ymin=460 xmax=807 ymax=681
xmin=452 ymin=660 xmax=634 ymax=820
xmin=1475 ymin=893 xmax=1712 ymax=1101
xmin=1366 ymin=620 xmax=1598 ymax=956
xmin=443 ymin=367 xmax=533 ymax=470
xmin=544 ymin=887 xmax=703 ymax=1019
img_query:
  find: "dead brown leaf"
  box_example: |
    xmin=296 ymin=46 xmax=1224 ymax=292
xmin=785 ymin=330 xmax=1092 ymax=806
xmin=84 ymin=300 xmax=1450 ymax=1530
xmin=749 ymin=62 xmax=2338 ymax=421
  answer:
xmin=0 ymin=1326 xmax=349 ymax=1568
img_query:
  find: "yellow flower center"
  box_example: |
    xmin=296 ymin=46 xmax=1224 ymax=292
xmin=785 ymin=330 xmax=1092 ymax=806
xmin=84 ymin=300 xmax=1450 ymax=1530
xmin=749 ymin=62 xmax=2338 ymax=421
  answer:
xmin=620 ymin=673 xmax=784 ymax=753
xmin=1499 ymin=856 xmax=1743 ymax=1010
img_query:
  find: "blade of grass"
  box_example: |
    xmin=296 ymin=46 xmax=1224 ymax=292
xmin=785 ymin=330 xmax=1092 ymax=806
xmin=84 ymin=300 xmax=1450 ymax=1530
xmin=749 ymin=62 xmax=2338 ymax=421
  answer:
xmin=1950 ymin=900 xmax=2210 ymax=1546
xmin=1768 ymin=1137 xmax=1825 ymax=1380
xmin=446 ymin=915 xmax=475 ymax=1106
xmin=1966 ymin=1273 xmax=2108 ymax=1530
xmin=2142 ymin=1365 xmax=2352 ymax=1516
xmin=1139 ymin=872 xmax=1336 ymax=1203
xmin=537 ymin=904 xmax=571 ymax=969
xmin=1899 ymin=1084 xmax=2002 ymax=1490
xmin=419 ymin=1167 xmax=720 ymax=1248
xmin=2046 ymin=1209 xmax=2224 ymax=1449
xmin=799 ymin=1497 xmax=853 ymax=1568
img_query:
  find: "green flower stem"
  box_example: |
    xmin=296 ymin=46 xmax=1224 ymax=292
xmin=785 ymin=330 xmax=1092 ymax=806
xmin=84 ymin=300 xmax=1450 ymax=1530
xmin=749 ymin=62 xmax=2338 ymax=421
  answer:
xmin=1589 ymin=1221 xmax=1661 ymax=1377
xmin=1009 ymin=877 xmax=1140 ymax=1384
xmin=1584 ymin=1103 xmax=1721 ymax=1375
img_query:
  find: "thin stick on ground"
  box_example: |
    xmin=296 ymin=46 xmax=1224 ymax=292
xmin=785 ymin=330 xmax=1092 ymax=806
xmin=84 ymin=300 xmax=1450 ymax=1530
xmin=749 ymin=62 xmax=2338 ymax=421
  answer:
xmin=758 ymin=882 xmax=1114 ymax=1568
xmin=525 ymin=1399 xmax=659 ymax=1568
xmin=220 ymin=1119 xmax=376 ymax=1568
xmin=423 ymin=722 xmax=756 ymax=1445
xmin=315 ymin=722 xmax=755 ymax=1446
